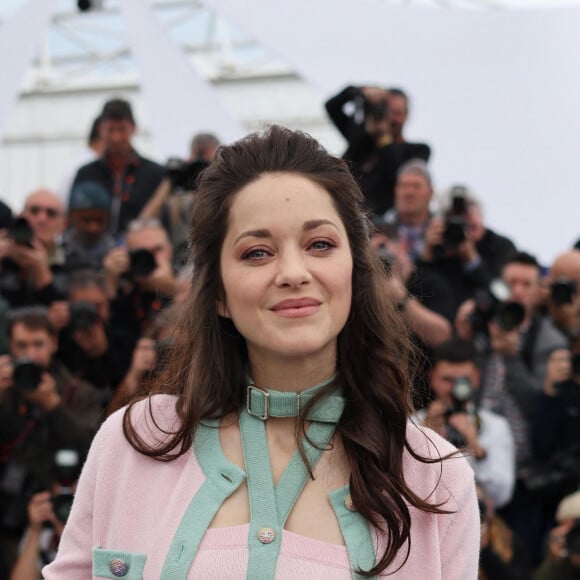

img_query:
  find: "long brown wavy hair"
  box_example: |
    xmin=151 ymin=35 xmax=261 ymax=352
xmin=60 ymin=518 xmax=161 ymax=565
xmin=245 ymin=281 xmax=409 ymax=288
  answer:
xmin=123 ymin=125 xmax=453 ymax=576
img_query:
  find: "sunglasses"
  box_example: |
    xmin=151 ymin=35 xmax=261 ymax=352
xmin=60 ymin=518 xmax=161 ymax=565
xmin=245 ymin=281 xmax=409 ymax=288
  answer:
xmin=26 ymin=205 xmax=60 ymax=219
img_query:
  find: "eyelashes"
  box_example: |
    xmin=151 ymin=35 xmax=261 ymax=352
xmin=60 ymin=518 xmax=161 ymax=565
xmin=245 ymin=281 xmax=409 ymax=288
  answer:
xmin=240 ymin=238 xmax=337 ymax=261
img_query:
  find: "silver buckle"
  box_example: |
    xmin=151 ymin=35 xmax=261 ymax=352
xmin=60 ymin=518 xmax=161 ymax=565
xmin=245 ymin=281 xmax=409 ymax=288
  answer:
xmin=247 ymin=385 xmax=270 ymax=420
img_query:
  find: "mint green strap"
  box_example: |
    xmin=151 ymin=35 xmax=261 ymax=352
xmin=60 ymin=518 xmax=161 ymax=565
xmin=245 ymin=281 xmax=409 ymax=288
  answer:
xmin=329 ymin=486 xmax=377 ymax=580
xmin=247 ymin=387 xmax=345 ymax=422
xmin=275 ymin=421 xmax=335 ymax=526
xmin=92 ymin=547 xmax=146 ymax=579
xmin=239 ymin=410 xmax=282 ymax=580
xmin=161 ymin=421 xmax=245 ymax=579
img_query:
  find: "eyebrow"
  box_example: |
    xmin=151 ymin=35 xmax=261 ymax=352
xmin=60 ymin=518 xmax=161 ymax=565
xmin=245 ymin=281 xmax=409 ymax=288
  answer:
xmin=233 ymin=219 xmax=340 ymax=246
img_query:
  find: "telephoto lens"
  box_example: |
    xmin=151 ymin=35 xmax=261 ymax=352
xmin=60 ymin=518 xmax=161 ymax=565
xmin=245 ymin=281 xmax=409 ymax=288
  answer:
xmin=12 ymin=358 xmax=44 ymax=393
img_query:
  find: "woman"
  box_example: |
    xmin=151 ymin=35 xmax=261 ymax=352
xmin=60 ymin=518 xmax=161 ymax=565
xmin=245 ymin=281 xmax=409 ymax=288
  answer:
xmin=44 ymin=126 xmax=479 ymax=579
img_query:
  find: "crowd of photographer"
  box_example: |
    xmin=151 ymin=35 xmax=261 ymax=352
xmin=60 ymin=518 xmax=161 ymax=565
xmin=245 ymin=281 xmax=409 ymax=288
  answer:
xmin=327 ymin=84 xmax=580 ymax=579
xmin=0 ymin=97 xmax=208 ymax=577
xmin=0 ymin=86 xmax=578 ymax=577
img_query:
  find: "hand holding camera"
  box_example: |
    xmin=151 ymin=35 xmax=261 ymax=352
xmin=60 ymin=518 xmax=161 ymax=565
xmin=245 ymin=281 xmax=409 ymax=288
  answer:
xmin=544 ymin=349 xmax=573 ymax=397
xmin=27 ymin=491 xmax=61 ymax=532
xmin=421 ymin=217 xmax=445 ymax=262
xmin=21 ymin=370 xmax=60 ymax=411
xmin=0 ymin=354 xmax=14 ymax=396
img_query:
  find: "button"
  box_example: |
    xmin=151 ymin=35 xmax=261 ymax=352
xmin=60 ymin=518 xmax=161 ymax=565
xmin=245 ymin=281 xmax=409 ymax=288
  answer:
xmin=344 ymin=494 xmax=357 ymax=512
xmin=109 ymin=558 xmax=128 ymax=577
xmin=257 ymin=527 xmax=276 ymax=544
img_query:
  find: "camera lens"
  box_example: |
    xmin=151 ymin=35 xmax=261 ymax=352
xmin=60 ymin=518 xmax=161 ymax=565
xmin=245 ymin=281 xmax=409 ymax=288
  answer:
xmin=12 ymin=358 xmax=43 ymax=392
xmin=494 ymin=302 xmax=525 ymax=331
xmin=129 ymin=248 xmax=157 ymax=278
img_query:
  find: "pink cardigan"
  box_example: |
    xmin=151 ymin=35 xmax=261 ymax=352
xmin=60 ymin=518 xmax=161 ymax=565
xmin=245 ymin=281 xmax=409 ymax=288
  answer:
xmin=44 ymin=395 xmax=480 ymax=579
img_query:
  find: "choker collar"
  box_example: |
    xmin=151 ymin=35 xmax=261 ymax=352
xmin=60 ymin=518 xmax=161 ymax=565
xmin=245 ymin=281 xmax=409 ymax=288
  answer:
xmin=245 ymin=377 xmax=344 ymax=423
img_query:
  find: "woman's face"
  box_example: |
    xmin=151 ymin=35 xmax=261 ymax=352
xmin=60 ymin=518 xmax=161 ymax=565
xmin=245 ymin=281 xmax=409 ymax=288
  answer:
xmin=219 ymin=172 xmax=353 ymax=367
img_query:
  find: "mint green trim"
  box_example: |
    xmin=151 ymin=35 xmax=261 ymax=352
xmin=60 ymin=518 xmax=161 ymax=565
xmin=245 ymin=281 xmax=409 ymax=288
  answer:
xmin=240 ymin=410 xmax=339 ymax=579
xmin=160 ymin=420 xmax=246 ymax=579
xmin=239 ymin=410 xmax=282 ymax=580
xmin=329 ymin=486 xmax=376 ymax=580
xmin=275 ymin=421 xmax=335 ymax=526
xmin=246 ymin=376 xmax=343 ymax=422
xmin=92 ymin=547 xmax=146 ymax=579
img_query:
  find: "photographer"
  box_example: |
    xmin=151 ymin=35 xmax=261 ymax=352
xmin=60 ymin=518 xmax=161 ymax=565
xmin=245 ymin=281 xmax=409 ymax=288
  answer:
xmin=501 ymin=252 xmax=567 ymax=390
xmin=417 ymin=339 xmax=515 ymax=509
xmin=0 ymin=308 xmax=101 ymax=569
xmin=415 ymin=188 xmax=501 ymax=318
xmin=105 ymin=218 xmax=175 ymax=347
xmin=370 ymin=224 xmax=452 ymax=347
xmin=325 ymin=85 xmax=430 ymax=217
xmin=547 ymin=250 xmax=580 ymax=349
xmin=0 ymin=190 xmax=67 ymax=308
xmin=477 ymin=482 xmax=532 ymax=580
xmin=534 ymin=519 xmax=580 ymax=579
xmin=139 ymin=132 xmax=219 ymax=268
xmin=70 ymin=99 xmax=166 ymax=235
xmin=55 ymin=270 xmax=133 ymax=407
xmin=9 ymin=449 xmax=82 ymax=579
xmin=532 ymin=348 xmax=580 ymax=471
xmin=107 ymin=303 xmax=180 ymax=415
xmin=62 ymin=181 xmax=117 ymax=272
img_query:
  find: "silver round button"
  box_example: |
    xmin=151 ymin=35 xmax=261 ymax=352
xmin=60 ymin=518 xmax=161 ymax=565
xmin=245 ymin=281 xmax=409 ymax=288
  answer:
xmin=109 ymin=558 xmax=128 ymax=577
xmin=257 ymin=527 xmax=276 ymax=544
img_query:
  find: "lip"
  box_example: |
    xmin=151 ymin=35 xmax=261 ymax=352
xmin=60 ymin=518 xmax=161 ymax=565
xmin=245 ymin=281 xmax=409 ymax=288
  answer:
xmin=270 ymin=297 xmax=322 ymax=318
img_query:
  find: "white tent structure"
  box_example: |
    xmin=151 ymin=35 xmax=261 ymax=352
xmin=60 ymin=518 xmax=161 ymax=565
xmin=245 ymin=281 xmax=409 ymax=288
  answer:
xmin=0 ymin=0 xmax=578 ymax=262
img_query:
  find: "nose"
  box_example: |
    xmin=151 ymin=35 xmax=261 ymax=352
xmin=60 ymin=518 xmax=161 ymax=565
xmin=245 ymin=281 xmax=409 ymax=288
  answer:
xmin=274 ymin=249 xmax=312 ymax=288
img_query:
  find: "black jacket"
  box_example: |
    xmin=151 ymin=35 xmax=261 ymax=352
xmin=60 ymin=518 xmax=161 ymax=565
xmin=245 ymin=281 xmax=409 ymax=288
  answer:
xmin=71 ymin=150 xmax=165 ymax=234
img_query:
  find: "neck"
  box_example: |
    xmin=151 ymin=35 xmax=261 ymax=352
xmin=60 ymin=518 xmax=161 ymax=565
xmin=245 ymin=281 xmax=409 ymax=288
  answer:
xmin=108 ymin=151 xmax=130 ymax=171
xmin=248 ymin=352 xmax=336 ymax=393
xmin=399 ymin=211 xmax=429 ymax=227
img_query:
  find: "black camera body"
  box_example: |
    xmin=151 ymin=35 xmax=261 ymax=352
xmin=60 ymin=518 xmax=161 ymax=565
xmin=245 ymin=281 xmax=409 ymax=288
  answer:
xmin=12 ymin=358 xmax=44 ymax=393
xmin=69 ymin=301 xmax=100 ymax=332
xmin=51 ymin=449 xmax=81 ymax=524
xmin=443 ymin=188 xmax=469 ymax=249
xmin=166 ymin=157 xmax=208 ymax=192
xmin=550 ymin=277 xmax=577 ymax=306
xmin=129 ymin=248 xmax=157 ymax=278
xmin=8 ymin=217 xmax=34 ymax=247
xmin=443 ymin=376 xmax=475 ymax=448
xmin=470 ymin=279 xmax=525 ymax=335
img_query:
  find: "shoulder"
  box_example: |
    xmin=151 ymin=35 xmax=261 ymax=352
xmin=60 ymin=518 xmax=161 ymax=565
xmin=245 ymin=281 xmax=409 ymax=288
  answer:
xmin=74 ymin=159 xmax=104 ymax=179
xmin=137 ymin=154 xmax=165 ymax=175
xmin=536 ymin=316 xmax=568 ymax=350
xmin=404 ymin=420 xmax=475 ymax=510
xmin=106 ymin=394 xmax=181 ymax=445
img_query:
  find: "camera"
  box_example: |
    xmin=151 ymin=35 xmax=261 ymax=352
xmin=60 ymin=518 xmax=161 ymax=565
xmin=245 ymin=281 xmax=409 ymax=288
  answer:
xmin=551 ymin=278 xmax=577 ymax=306
xmin=449 ymin=376 xmax=474 ymax=413
xmin=51 ymin=449 xmax=81 ymax=524
xmin=8 ymin=216 xmax=34 ymax=247
xmin=12 ymin=358 xmax=44 ymax=393
xmin=443 ymin=187 xmax=469 ymax=249
xmin=470 ymin=279 xmax=526 ymax=335
xmin=69 ymin=301 xmax=100 ymax=332
xmin=522 ymin=444 xmax=580 ymax=499
xmin=554 ymin=354 xmax=580 ymax=392
xmin=166 ymin=157 xmax=208 ymax=192
xmin=443 ymin=376 xmax=475 ymax=448
xmin=129 ymin=248 xmax=157 ymax=278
